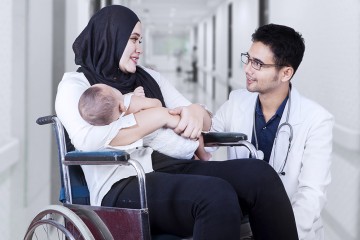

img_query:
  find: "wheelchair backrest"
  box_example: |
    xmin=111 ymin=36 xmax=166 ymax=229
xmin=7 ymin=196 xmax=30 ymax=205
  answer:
xmin=60 ymin=165 xmax=90 ymax=205
xmin=62 ymin=130 xmax=90 ymax=205
xmin=37 ymin=115 xmax=90 ymax=205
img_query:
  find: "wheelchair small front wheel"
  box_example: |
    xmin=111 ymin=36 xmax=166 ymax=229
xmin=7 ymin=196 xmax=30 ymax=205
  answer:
xmin=24 ymin=205 xmax=95 ymax=240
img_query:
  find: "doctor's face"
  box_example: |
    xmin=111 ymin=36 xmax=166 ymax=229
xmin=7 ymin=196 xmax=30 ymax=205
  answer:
xmin=244 ymin=41 xmax=283 ymax=95
xmin=119 ymin=21 xmax=143 ymax=73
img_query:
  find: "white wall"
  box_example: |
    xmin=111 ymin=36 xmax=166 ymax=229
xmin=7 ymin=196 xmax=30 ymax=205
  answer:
xmin=0 ymin=1 xmax=18 ymax=239
xmin=25 ymin=0 xmax=54 ymax=218
xmin=197 ymin=0 xmax=259 ymax=108
xmin=213 ymin=3 xmax=229 ymax=105
xmin=231 ymin=0 xmax=259 ymax=90
xmin=269 ymin=0 xmax=360 ymax=152
xmin=203 ymin=17 xmax=214 ymax=96
xmin=0 ymin=0 xmax=55 ymax=239
xmin=198 ymin=20 xmax=206 ymax=90
xmin=197 ymin=1 xmax=232 ymax=109
xmin=269 ymin=1 xmax=360 ymax=239
xmin=65 ymin=0 xmax=92 ymax=72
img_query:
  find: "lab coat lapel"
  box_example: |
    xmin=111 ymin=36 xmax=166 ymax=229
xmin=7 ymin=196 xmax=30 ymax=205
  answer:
xmin=242 ymin=93 xmax=258 ymax=141
xmin=269 ymin=87 xmax=302 ymax=170
xmin=234 ymin=92 xmax=258 ymax=159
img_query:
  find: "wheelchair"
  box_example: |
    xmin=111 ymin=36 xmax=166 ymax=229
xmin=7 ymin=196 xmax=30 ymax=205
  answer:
xmin=24 ymin=115 xmax=258 ymax=240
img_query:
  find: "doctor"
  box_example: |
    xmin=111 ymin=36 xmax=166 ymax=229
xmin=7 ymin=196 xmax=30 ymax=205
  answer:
xmin=211 ymin=24 xmax=333 ymax=239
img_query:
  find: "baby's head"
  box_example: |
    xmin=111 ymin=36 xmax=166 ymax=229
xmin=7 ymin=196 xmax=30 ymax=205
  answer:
xmin=78 ymin=84 xmax=125 ymax=126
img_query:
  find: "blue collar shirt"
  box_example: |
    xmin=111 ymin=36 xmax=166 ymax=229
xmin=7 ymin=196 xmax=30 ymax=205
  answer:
xmin=251 ymin=95 xmax=288 ymax=163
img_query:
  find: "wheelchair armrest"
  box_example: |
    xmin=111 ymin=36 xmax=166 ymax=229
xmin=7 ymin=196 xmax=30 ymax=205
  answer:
xmin=64 ymin=150 xmax=130 ymax=165
xmin=202 ymin=132 xmax=247 ymax=146
xmin=64 ymin=149 xmax=147 ymax=209
xmin=202 ymin=132 xmax=259 ymax=159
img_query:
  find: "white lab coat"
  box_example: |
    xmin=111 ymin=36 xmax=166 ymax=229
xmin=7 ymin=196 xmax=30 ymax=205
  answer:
xmin=211 ymin=87 xmax=334 ymax=240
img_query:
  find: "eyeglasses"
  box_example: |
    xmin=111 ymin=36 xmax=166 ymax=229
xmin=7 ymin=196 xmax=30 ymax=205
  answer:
xmin=241 ymin=53 xmax=285 ymax=71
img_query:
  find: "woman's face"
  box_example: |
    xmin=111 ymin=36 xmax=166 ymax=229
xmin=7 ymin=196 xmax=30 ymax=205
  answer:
xmin=119 ymin=21 xmax=143 ymax=73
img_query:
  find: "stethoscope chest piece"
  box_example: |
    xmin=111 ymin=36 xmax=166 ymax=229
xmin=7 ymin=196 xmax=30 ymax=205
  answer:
xmin=257 ymin=150 xmax=264 ymax=160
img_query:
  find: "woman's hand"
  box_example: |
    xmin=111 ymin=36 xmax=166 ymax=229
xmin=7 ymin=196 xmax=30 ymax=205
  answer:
xmin=168 ymin=104 xmax=211 ymax=139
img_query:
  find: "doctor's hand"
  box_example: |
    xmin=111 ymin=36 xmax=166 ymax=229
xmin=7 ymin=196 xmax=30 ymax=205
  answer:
xmin=168 ymin=104 xmax=204 ymax=140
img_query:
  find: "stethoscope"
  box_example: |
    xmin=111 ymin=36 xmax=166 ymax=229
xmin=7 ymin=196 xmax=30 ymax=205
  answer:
xmin=253 ymin=90 xmax=293 ymax=176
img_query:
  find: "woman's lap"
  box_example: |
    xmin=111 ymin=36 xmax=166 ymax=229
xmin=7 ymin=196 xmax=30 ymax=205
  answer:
xmin=102 ymin=154 xmax=298 ymax=239
xmin=153 ymin=157 xmax=297 ymax=239
xmin=154 ymin=157 xmax=284 ymax=211
xmin=104 ymin=171 xmax=242 ymax=239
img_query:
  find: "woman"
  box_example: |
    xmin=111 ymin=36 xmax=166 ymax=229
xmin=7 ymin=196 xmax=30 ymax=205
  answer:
xmin=55 ymin=5 xmax=298 ymax=240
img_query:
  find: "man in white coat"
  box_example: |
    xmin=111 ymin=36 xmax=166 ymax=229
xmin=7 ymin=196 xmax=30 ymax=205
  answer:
xmin=211 ymin=24 xmax=333 ymax=239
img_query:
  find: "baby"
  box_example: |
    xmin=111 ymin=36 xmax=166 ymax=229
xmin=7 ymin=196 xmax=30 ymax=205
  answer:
xmin=78 ymin=83 xmax=211 ymax=160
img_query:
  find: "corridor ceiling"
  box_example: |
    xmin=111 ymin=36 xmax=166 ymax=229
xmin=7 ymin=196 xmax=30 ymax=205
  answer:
xmin=127 ymin=0 xmax=223 ymax=36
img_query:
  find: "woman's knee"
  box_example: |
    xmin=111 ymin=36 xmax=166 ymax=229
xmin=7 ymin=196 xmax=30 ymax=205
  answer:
xmin=200 ymin=177 xmax=240 ymax=210
xmin=243 ymin=160 xmax=282 ymax=185
xmin=188 ymin=178 xmax=242 ymax=239
xmin=242 ymin=160 xmax=289 ymax=204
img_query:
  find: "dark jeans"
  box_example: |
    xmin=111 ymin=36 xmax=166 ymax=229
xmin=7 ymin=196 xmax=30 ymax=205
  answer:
xmin=102 ymin=152 xmax=298 ymax=240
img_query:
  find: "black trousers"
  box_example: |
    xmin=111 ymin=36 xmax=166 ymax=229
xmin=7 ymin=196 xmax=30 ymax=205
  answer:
xmin=102 ymin=152 xmax=298 ymax=240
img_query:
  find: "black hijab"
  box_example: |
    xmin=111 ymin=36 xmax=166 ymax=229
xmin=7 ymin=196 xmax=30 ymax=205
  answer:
xmin=73 ymin=5 xmax=165 ymax=106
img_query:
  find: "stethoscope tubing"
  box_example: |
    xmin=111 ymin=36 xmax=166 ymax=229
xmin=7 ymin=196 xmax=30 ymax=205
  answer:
xmin=253 ymin=89 xmax=293 ymax=175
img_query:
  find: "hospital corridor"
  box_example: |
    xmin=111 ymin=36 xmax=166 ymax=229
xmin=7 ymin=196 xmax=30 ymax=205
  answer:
xmin=1 ymin=0 xmax=360 ymax=239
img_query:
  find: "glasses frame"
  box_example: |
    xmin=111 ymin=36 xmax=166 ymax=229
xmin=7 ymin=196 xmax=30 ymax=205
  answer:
xmin=241 ymin=52 xmax=286 ymax=71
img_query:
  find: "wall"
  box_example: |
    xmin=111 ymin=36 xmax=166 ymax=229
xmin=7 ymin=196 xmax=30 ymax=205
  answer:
xmin=197 ymin=0 xmax=260 ymax=109
xmin=269 ymin=1 xmax=360 ymax=239
xmin=231 ymin=0 xmax=259 ymax=90
xmin=2 ymin=0 xmax=56 ymax=239
xmin=197 ymin=1 xmax=232 ymax=110
xmin=269 ymin=0 xmax=360 ymax=151
xmin=213 ymin=3 xmax=229 ymax=106
xmin=0 ymin=1 xmax=19 ymax=239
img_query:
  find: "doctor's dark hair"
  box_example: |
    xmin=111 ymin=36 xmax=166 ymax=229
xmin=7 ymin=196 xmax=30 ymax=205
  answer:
xmin=252 ymin=23 xmax=305 ymax=73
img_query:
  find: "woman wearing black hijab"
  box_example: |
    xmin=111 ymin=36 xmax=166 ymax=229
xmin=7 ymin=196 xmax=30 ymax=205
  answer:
xmin=56 ymin=5 xmax=298 ymax=240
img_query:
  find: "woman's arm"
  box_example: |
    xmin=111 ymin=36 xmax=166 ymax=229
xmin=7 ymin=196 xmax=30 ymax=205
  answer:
xmin=142 ymin=67 xmax=212 ymax=139
xmin=57 ymin=69 xmax=209 ymax=151
xmin=109 ymin=107 xmax=180 ymax=146
xmin=126 ymin=95 xmax=162 ymax=114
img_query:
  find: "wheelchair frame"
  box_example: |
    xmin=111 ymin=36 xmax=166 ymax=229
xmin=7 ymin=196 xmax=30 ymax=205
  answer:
xmin=24 ymin=115 xmax=258 ymax=240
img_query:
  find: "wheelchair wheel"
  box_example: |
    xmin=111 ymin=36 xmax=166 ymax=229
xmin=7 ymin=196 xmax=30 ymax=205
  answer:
xmin=24 ymin=205 xmax=95 ymax=240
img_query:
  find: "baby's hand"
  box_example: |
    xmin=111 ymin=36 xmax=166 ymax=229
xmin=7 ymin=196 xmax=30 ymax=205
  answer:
xmin=134 ymin=86 xmax=145 ymax=97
